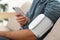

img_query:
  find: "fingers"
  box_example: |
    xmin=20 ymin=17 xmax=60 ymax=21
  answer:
xmin=18 ymin=21 xmax=26 ymax=26
xmin=17 ymin=19 xmax=25 ymax=23
xmin=17 ymin=19 xmax=27 ymax=26
xmin=15 ymin=13 xmax=21 ymax=17
xmin=16 ymin=16 xmax=26 ymax=20
xmin=16 ymin=16 xmax=29 ymax=26
xmin=16 ymin=16 xmax=27 ymax=23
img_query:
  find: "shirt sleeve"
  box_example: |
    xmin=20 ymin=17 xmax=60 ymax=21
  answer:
xmin=29 ymin=14 xmax=53 ymax=38
xmin=44 ymin=0 xmax=60 ymax=24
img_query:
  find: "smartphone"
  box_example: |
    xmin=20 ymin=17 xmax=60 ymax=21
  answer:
xmin=13 ymin=7 xmax=24 ymax=16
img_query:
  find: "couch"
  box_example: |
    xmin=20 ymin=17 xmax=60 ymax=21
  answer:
xmin=44 ymin=18 xmax=60 ymax=40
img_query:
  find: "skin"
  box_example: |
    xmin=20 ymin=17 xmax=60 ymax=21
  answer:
xmin=0 ymin=29 xmax=37 ymax=40
xmin=0 ymin=13 xmax=37 ymax=40
xmin=15 ymin=13 xmax=29 ymax=26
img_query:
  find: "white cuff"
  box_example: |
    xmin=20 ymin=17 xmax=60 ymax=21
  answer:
xmin=29 ymin=14 xmax=53 ymax=38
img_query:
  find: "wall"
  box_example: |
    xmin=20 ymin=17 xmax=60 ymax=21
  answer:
xmin=0 ymin=0 xmax=33 ymax=12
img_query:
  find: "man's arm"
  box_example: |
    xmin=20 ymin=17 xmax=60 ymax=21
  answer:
xmin=29 ymin=14 xmax=53 ymax=38
xmin=0 ymin=29 xmax=37 ymax=40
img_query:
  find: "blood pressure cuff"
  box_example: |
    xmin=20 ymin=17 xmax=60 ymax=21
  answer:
xmin=29 ymin=0 xmax=60 ymax=39
xmin=29 ymin=14 xmax=53 ymax=38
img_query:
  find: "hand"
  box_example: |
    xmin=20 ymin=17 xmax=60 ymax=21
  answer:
xmin=15 ymin=13 xmax=29 ymax=26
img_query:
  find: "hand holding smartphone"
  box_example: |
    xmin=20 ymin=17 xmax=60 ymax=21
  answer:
xmin=13 ymin=7 xmax=24 ymax=16
xmin=13 ymin=7 xmax=28 ymax=27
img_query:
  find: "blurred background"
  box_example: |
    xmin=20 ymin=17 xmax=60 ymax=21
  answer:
xmin=0 ymin=0 xmax=33 ymax=31
xmin=0 ymin=0 xmax=33 ymax=12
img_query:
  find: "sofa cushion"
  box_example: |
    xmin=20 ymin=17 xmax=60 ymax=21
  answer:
xmin=44 ymin=18 xmax=60 ymax=40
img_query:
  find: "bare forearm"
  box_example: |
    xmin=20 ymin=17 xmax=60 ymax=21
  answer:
xmin=0 ymin=29 xmax=37 ymax=40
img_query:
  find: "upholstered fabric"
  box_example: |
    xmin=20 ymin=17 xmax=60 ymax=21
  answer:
xmin=44 ymin=18 xmax=60 ymax=40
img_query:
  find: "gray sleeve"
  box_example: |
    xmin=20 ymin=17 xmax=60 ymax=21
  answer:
xmin=29 ymin=14 xmax=53 ymax=38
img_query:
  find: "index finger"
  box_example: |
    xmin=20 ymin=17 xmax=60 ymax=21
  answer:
xmin=15 ymin=13 xmax=21 ymax=17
